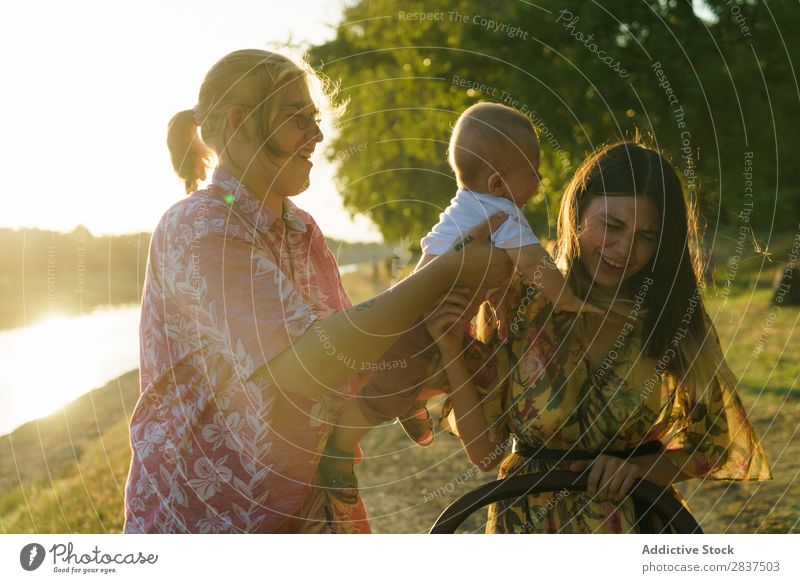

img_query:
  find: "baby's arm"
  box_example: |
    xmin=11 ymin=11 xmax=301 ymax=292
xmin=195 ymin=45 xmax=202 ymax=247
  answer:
xmin=504 ymin=244 xmax=604 ymax=315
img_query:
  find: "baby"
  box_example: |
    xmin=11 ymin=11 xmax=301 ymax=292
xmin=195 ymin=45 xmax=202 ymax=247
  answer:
xmin=389 ymin=102 xmax=602 ymax=444
xmin=419 ymin=101 xmax=602 ymax=319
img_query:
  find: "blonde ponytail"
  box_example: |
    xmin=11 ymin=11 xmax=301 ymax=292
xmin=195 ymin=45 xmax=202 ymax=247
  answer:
xmin=166 ymin=109 xmax=212 ymax=194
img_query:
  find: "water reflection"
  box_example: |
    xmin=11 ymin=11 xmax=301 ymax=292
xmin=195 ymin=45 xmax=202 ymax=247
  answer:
xmin=0 ymin=305 xmax=140 ymax=435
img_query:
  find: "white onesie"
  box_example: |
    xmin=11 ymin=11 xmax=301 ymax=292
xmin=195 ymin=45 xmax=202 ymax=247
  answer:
xmin=420 ymin=188 xmax=539 ymax=255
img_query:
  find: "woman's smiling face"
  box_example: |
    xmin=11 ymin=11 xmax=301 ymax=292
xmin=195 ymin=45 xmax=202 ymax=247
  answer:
xmin=267 ymin=80 xmax=324 ymax=196
xmin=220 ymin=78 xmax=324 ymax=202
xmin=578 ymin=195 xmax=661 ymax=290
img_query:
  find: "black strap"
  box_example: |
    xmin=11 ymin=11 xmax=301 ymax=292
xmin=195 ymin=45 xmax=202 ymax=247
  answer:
xmin=511 ymin=439 xmax=666 ymax=533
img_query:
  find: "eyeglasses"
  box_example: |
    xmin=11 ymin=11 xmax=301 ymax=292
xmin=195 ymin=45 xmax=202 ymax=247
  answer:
xmin=279 ymin=105 xmax=322 ymax=132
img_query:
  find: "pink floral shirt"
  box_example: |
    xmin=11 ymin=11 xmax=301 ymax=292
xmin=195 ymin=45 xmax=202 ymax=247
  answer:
xmin=124 ymin=166 xmax=370 ymax=533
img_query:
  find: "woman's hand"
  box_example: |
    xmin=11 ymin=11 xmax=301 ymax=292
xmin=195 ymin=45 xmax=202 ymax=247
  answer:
xmin=436 ymin=212 xmax=513 ymax=289
xmin=569 ymin=454 xmax=643 ymax=503
xmin=424 ymin=289 xmax=475 ymax=357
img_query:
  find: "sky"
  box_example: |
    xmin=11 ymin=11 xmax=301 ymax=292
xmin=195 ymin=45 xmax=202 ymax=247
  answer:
xmin=0 ymin=0 xmax=382 ymax=242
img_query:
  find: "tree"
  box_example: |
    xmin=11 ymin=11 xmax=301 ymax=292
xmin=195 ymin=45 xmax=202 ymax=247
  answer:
xmin=309 ymin=0 xmax=799 ymax=245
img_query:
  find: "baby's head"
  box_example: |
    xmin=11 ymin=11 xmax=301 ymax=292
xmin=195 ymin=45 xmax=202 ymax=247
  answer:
xmin=448 ymin=102 xmax=541 ymax=208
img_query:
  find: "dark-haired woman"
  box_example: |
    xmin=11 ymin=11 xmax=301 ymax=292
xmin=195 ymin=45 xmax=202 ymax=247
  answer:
xmin=422 ymin=141 xmax=772 ymax=533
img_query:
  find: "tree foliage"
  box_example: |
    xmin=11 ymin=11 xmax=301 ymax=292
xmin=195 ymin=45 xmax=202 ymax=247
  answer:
xmin=310 ymin=0 xmax=799 ymax=245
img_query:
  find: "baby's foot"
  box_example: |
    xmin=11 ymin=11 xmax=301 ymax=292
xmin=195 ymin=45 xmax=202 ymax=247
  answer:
xmin=397 ymin=401 xmax=434 ymax=447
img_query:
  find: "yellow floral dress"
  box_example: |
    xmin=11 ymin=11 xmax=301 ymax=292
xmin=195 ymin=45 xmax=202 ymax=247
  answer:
xmin=441 ymin=282 xmax=772 ymax=533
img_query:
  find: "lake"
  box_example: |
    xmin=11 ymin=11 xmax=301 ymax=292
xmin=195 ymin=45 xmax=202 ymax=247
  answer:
xmin=0 ymin=305 xmax=141 ymax=436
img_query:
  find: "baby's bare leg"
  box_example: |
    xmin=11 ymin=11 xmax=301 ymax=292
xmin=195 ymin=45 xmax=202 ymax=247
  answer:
xmin=330 ymin=399 xmax=373 ymax=454
xmin=330 ymin=254 xmax=466 ymax=453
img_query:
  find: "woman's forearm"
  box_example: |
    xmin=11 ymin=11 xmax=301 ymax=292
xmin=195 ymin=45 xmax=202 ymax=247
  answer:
xmin=258 ymin=253 xmax=459 ymax=399
xmin=440 ymin=353 xmax=502 ymax=471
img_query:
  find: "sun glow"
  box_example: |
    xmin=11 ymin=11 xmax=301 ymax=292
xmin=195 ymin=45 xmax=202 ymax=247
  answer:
xmin=0 ymin=0 xmax=380 ymax=243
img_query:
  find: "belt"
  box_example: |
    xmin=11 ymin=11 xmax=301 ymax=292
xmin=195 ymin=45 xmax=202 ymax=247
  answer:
xmin=510 ymin=439 xmax=665 ymax=533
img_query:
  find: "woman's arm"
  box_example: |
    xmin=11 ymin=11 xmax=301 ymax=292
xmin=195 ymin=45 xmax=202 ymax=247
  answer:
xmin=440 ymin=355 xmax=504 ymax=471
xmin=259 ymin=214 xmax=512 ymax=399
xmin=426 ymin=290 xmax=505 ymax=472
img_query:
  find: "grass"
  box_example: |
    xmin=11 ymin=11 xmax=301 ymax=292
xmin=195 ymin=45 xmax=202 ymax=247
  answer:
xmin=0 ymin=418 xmax=132 ymax=533
xmin=0 ymin=370 xmax=139 ymax=533
xmin=0 ymin=252 xmax=797 ymax=533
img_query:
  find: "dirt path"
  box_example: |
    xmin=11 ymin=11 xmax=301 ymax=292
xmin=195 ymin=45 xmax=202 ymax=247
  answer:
xmin=357 ymin=396 xmax=497 ymax=533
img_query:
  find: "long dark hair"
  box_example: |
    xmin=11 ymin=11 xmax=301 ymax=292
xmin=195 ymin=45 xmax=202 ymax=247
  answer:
xmin=555 ymin=140 xmax=729 ymax=403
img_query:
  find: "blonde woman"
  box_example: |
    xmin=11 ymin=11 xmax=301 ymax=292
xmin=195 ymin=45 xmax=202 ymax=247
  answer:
xmin=122 ymin=49 xmax=511 ymax=533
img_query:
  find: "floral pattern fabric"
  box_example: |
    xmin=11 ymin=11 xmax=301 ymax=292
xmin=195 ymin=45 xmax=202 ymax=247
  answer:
xmin=123 ymin=166 xmax=370 ymax=533
xmin=441 ymin=281 xmax=772 ymax=533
